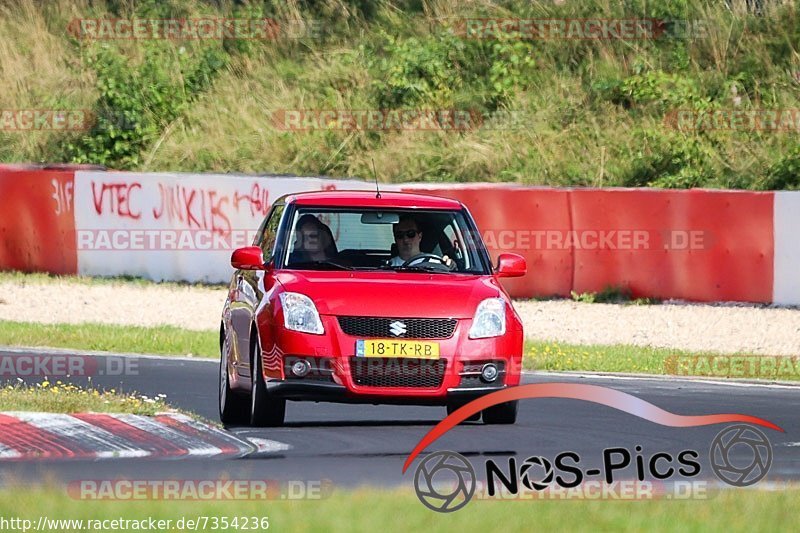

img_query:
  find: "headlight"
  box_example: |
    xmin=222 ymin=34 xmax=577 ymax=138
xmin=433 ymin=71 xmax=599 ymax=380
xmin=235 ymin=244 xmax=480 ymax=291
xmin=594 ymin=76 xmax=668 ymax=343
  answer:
xmin=468 ymin=297 xmax=506 ymax=339
xmin=279 ymin=292 xmax=324 ymax=335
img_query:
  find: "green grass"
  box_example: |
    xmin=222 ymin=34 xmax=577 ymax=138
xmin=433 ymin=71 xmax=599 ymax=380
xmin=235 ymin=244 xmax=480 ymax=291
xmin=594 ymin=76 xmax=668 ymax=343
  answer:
xmin=524 ymin=340 xmax=800 ymax=381
xmin=0 ymin=382 xmax=169 ymax=415
xmin=0 ymin=271 xmax=225 ymax=289
xmin=0 ymin=321 xmax=217 ymax=357
xmin=0 ymin=486 xmax=796 ymax=532
xmin=0 ymin=319 xmax=793 ymax=380
xmin=569 ymin=286 xmax=661 ymax=305
xmin=525 ymin=340 xmax=674 ymax=375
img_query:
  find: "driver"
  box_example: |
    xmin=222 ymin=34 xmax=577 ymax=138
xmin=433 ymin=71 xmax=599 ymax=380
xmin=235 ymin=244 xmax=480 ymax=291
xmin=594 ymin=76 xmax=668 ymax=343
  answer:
xmin=388 ymin=215 xmax=423 ymax=266
xmin=388 ymin=216 xmax=455 ymax=268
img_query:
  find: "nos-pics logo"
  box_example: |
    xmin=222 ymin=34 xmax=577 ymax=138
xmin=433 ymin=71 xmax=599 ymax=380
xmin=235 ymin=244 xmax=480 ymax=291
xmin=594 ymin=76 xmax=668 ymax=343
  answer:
xmin=403 ymin=384 xmax=782 ymax=513
xmin=414 ymin=424 xmax=773 ymax=512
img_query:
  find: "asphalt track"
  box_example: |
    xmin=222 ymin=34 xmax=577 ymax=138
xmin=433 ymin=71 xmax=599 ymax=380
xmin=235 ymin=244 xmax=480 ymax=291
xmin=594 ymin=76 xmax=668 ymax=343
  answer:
xmin=1 ymin=348 xmax=799 ymax=489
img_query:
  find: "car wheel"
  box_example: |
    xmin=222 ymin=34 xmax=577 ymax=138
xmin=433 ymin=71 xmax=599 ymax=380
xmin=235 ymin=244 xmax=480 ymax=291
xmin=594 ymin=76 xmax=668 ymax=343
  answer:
xmin=250 ymin=333 xmax=286 ymax=427
xmin=219 ymin=331 xmax=249 ymax=425
xmin=482 ymin=400 xmax=518 ymax=425
xmin=446 ymin=402 xmax=481 ymax=422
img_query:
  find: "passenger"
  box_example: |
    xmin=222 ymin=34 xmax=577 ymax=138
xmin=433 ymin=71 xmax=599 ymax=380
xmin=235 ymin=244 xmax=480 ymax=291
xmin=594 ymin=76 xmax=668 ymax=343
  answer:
xmin=289 ymin=214 xmax=337 ymax=263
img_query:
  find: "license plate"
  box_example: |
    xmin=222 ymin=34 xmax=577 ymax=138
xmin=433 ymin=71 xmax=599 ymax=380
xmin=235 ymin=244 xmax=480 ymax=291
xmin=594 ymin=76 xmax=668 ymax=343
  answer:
xmin=355 ymin=339 xmax=440 ymax=359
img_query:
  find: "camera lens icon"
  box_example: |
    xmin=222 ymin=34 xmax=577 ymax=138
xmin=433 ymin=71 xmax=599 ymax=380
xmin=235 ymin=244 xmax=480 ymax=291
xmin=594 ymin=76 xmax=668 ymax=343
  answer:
xmin=413 ymin=451 xmax=476 ymax=513
xmin=710 ymin=424 xmax=773 ymax=487
xmin=519 ymin=456 xmax=554 ymax=491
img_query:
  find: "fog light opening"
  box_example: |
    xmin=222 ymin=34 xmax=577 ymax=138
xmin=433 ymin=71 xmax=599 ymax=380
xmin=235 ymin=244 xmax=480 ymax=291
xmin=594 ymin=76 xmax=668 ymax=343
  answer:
xmin=291 ymin=359 xmax=312 ymax=378
xmin=480 ymin=363 xmax=499 ymax=383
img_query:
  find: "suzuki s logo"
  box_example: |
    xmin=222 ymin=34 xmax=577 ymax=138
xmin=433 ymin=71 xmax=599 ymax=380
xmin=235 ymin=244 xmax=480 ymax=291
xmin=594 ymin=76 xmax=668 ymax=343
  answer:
xmin=389 ymin=321 xmax=407 ymax=337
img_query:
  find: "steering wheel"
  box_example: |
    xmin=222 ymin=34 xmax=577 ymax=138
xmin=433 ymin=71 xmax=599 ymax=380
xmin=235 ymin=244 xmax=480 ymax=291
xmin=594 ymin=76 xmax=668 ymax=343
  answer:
xmin=402 ymin=253 xmax=455 ymax=271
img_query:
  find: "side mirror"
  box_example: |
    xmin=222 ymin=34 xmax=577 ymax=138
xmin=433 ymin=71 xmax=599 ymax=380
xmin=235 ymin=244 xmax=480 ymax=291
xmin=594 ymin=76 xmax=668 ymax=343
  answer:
xmin=496 ymin=253 xmax=526 ymax=278
xmin=231 ymin=246 xmax=266 ymax=270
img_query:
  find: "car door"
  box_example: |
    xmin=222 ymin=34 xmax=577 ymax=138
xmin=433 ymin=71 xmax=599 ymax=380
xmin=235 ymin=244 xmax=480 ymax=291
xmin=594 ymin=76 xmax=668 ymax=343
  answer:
xmin=228 ymin=203 xmax=286 ymax=382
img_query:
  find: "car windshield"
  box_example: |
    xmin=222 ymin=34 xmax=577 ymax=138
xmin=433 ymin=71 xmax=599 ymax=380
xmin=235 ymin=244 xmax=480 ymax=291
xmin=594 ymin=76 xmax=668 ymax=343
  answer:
xmin=281 ymin=208 xmax=490 ymax=274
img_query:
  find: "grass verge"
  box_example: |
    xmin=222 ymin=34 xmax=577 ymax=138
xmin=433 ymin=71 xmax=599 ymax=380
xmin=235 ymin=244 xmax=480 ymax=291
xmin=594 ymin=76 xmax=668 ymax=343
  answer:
xmin=0 ymin=321 xmax=217 ymax=357
xmin=0 ymin=486 xmax=797 ymax=532
xmin=0 ymin=271 xmax=225 ymax=289
xmin=524 ymin=340 xmax=800 ymax=381
xmin=0 ymin=382 xmax=169 ymax=415
xmin=0 ymin=320 xmax=794 ymax=381
xmin=525 ymin=340 xmax=681 ymax=375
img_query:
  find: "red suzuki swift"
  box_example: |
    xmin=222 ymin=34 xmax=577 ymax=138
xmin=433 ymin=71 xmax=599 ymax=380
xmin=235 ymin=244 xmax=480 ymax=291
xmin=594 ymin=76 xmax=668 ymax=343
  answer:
xmin=219 ymin=191 xmax=526 ymax=426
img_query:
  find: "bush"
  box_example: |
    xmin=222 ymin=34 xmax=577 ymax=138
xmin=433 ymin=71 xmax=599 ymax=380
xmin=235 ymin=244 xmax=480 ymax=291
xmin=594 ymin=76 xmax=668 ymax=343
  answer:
xmin=65 ymin=42 xmax=228 ymax=168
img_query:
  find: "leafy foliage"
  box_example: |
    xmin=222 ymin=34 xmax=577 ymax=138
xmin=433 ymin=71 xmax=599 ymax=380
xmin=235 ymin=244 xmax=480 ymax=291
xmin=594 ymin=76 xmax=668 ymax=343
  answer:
xmin=2 ymin=0 xmax=799 ymax=188
xmin=65 ymin=42 xmax=228 ymax=168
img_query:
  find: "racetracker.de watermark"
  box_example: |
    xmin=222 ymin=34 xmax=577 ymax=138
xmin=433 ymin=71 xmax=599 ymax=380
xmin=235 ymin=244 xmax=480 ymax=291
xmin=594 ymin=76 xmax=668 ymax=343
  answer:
xmin=664 ymin=108 xmax=800 ymax=132
xmin=0 ymin=110 xmax=93 ymax=132
xmin=67 ymin=18 xmax=320 ymax=40
xmin=666 ymin=355 xmax=800 ymax=379
xmin=75 ymin=229 xmax=259 ymax=251
xmin=0 ymin=110 xmax=157 ymax=133
xmin=479 ymin=229 xmax=710 ymax=251
xmin=451 ymin=18 xmax=708 ymax=40
xmin=0 ymin=354 xmax=138 ymax=377
xmin=72 ymin=228 xmax=711 ymax=252
xmin=270 ymin=109 xmax=529 ymax=131
xmin=68 ymin=479 xmax=332 ymax=500
xmin=473 ymin=479 xmax=711 ymax=500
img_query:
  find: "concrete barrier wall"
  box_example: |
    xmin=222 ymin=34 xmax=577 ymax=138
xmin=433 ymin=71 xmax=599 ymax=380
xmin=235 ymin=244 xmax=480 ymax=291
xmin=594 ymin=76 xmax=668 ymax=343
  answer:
xmin=73 ymin=171 xmax=369 ymax=282
xmin=773 ymin=191 xmax=800 ymax=305
xmin=401 ymin=185 xmax=776 ymax=302
xmin=0 ymin=166 xmax=77 ymax=274
xmin=0 ymin=167 xmax=792 ymax=304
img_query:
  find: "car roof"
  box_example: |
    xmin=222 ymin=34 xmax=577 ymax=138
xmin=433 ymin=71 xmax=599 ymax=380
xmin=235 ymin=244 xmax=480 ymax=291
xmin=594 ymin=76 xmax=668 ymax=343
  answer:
xmin=280 ymin=190 xmax=464 ymax=209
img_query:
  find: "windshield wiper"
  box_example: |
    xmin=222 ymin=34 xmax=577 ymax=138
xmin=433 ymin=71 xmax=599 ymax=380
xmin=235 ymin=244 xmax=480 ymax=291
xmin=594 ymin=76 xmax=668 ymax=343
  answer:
xmin=289 ymin=260 xmax=355 ymax=271
xmin=387 ymin=265 xmax=447 ymax=273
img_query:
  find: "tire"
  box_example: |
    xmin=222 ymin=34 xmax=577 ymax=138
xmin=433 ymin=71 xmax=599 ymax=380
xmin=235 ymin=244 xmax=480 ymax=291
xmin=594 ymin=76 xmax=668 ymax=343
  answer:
xmin=219 ymin=331 xmax=249 ymax=425
xmin=250 ymin=332 xmax=286 ymax=427
xmin=446 ymin=402 xmax=481 ymax=422
xmin=482 ymin=400 xmax=518 ymax=425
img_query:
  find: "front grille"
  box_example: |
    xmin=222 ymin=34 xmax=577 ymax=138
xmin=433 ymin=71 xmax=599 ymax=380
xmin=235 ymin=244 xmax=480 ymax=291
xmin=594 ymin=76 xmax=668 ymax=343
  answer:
xmin=338 ymin=317 xmax=457 ymax=339
xmin=350 ymin=358 xmax=447 ymax=388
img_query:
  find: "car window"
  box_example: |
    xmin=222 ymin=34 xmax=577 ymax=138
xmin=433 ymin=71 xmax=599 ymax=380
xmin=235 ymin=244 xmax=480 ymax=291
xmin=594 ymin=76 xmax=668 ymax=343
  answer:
xmin=255 ymin=204 xmax=285 ymax=259
xmin=295 ymin=212 xmax=393 ymax=251
xmin=281 ymin=208 xmax=490 ymax=274
xmin=444 ymin=219 xmax=473 ymax=270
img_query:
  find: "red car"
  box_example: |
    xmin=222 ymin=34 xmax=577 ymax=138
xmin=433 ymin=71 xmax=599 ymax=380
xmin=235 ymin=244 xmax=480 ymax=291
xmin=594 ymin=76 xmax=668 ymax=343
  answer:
xmin=219 ymin=191 xmax=526 ymax=426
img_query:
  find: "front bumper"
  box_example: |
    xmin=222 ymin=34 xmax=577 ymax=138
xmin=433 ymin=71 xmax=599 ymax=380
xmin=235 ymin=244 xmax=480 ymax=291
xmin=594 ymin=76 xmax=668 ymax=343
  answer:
xmin=266 ymin=379 xmax=510 ymax=406
xmin=257 ymin=312 xmax=523 ymax=401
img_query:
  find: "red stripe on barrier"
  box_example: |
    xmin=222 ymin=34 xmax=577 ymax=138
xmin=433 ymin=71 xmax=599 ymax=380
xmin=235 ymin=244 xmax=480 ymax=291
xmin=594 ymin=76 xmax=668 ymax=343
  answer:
xmin=403 ymin=185 xmax=774 ymax=303
xmin=569 ymin=189 xmax=774 ymax=302
xmin=0 ymin=169 xmax=77 ymax=274
xmin=400 ymin=185 xmax=573 ymax=298
xmin=72 ymin=413 xmax=188 ymax=457
xmin=0 ymin=413 xmax=91 ymax=459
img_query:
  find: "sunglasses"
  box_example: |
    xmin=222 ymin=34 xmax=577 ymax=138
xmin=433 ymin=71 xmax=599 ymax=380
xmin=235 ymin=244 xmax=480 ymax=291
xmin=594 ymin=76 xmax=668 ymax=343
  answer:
xmin=393 ymin=229 xmax=419 ymax=239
